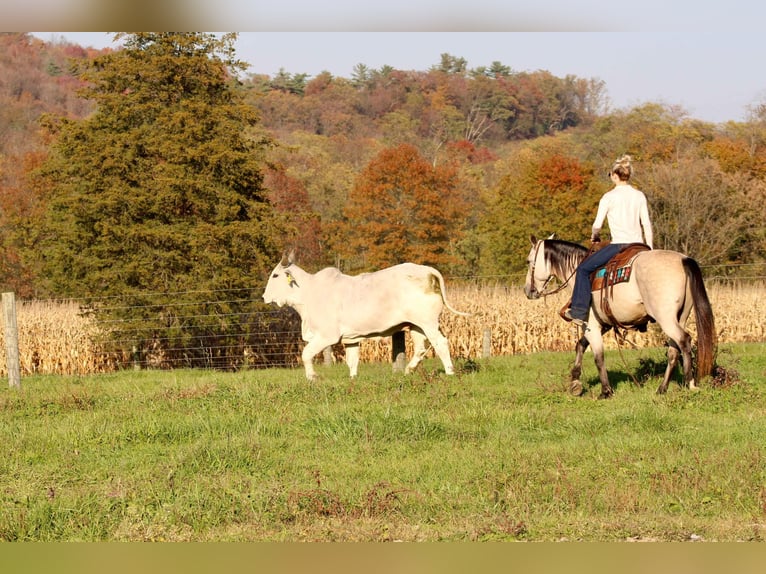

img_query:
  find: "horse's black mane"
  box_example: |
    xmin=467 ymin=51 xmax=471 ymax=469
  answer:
xmin=543 ymin=238 xmax=588 ymax=278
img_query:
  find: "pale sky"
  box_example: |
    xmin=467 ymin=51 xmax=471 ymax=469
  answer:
xmin=29 ymin=30 xmax=766 ymax=125
xmin=23 ymin=1 xmax=766 ymax=125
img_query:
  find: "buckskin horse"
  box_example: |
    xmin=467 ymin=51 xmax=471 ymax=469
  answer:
xmin=524 ymin=235 xmax=716 ymax=398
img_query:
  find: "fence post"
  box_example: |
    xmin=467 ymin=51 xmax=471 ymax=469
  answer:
xmin=482 ymin=327 xmax=492 ymax=358
xmin=3 ymin=292 xmax=21 ymax=389
xmin=392 ymin=330 xmax=406 ymax=373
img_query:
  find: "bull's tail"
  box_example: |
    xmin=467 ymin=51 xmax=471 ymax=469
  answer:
xmin=683 ymin=257 xmax=716 ymax=380
xmin=431 ymin=269 xmax=471 ymax=317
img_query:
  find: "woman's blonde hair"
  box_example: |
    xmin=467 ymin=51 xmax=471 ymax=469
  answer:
xmin=610 ymin=154 xmax=633 ymax=181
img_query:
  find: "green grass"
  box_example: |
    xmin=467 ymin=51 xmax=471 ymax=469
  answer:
xmin=0 ymin=343 xmax=764 ymax=541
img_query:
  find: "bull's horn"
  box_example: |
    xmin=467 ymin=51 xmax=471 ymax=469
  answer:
xmin=279 ymin=249 xmax=296 ymax=267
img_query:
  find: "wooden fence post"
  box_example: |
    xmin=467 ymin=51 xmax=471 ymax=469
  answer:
xmin=482 ymin=327 xmax=492 ymax=358
xmin=3 ymin=292 xmax=21 ymax=389
xmin=392 ymin=330 xmax=406 ymax=373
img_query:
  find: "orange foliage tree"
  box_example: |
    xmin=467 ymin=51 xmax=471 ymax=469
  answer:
xmin=478 ymin=146 xmax=600 ymax=276
xmin=332 ymin=143 xmax=468 ymax=272
xmin=263 ymin=166 xmax=322 ymax=264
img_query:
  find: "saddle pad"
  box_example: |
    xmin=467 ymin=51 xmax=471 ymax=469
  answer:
xmin=590 ymin=243 xmax=650 ymax=292
xmin=592 ymin=264 xmax=632 ymax=291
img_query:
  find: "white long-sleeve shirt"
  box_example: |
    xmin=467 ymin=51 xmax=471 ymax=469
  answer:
xmin=592 ymin=184 xmax=653 ymax=248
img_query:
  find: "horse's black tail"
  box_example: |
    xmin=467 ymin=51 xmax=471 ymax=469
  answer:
xmin=683 ymin=257 xmax=717 ymax=380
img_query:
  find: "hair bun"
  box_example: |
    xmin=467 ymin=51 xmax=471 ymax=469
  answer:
xmin=614 ymin=154 xmax=631 ymax=168
xmin=612 ymin=154 xmax=633 ymax=177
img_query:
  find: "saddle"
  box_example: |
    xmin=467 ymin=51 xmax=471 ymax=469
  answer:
xmin=589 ymin=243 xmax=650 ymax=291
xmin=561 ymin=242 xmax=651 ymax=329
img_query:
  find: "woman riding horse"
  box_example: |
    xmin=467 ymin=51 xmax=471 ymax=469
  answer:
xmin=525 ymin=235 xmax=716 ymax=398
xmin=565 ymin=155 xmax=653 ymax=327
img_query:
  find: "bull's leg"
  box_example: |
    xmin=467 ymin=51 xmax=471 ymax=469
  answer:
xmin=569 ymin=336 xmax=590 ymax=396
xmin=421 ymin=326 xmax=455 ymax=375
xmin=404 ymin=329 xmax=428 ymax=374
xmin=301 ymin=338 xmax=331 ymax=381
xmin=344 ymin=343 xmax=360 ymax=378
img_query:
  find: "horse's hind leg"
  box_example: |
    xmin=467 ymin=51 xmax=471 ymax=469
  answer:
xmin=570 ymin=336 xmax=589 ymax=396
xmin=585 ymin=328 xmax=613 ymax=399
xmin=656 ymin=331 xmax=694 ymax=394
xmin=657 ymin=344 xmax=680 ymax=394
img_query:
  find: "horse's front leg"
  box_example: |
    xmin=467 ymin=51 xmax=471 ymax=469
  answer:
xmin=586 ymin=327 xmax=613 ymax=399
xmin=570 ymin=336 xmax=589 ymax=396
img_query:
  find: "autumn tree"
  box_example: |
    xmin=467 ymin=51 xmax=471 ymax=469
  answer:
xmin=332 ymin=143 xmax=468 ymax=272
xmin=478 ymin=142 xmax=600 ymax=276
xmin=641 ymin=157 xmax=758 ymax=266
xmin=263 ymin=166 xmax=322 ymax=264
xmin=24 ymin=32 xmax=284 ymax=368
xmin=0 ymin=33 xmax=95 ymax=295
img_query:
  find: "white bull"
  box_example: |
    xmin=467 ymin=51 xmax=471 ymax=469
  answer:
xmin=262 ymin=252 xmax=469 ymax=380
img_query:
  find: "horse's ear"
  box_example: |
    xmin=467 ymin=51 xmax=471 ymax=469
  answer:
xmin=547 ymin=233 xmax=555 ymax=240
xmin=530 ymin=235 xmax=537 ymax=246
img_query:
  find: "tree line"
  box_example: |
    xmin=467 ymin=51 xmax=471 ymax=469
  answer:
xmin=0 ymin=32 xmax=764 ymax=365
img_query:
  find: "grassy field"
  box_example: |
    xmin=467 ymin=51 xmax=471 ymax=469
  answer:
xmin=1 ymin=342 xmax=764 ymax=542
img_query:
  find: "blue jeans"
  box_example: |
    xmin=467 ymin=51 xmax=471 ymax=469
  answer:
xmin=569 ymin=243 xmax=625 ymax=320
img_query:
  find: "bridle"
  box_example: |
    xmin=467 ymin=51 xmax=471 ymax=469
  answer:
xmin=529 ymin=239 xmax=576 ymax=298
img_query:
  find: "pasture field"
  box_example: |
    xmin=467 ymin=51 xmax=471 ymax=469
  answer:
xmin=0 ymin=342 xmax=764 ymax=542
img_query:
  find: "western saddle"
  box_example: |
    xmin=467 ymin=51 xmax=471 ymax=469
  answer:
xmin=561 ymin=242 xmax=651 ymax=330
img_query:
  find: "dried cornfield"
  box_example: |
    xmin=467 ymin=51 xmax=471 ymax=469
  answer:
xmin=0 ymin=282 xmax=763 ymax=376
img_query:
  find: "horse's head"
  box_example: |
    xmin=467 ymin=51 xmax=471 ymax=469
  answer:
xmin=524 ymin=234 xmax=553 ymax=300
xmin=524 ymin=234 xmax=588 ymax=299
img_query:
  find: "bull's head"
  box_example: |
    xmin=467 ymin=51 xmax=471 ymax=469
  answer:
xmin=263 ymin=250 xmax=300 ymax=307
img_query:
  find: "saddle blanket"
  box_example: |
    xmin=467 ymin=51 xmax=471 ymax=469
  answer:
xmin=592 ymin=264 xmax=632 ymax=291
xmin=589 ymin=243 xmax=650 ymax=291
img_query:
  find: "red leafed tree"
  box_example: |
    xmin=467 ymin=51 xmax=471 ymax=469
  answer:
xmin=333 ymin=143 xmax=468 ymax=271
xmin=263 ymin=167 xmax=322 ymax=264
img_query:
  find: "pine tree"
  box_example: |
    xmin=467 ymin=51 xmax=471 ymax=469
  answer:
xmin=27 ymin=33 xmax=286 ymax=368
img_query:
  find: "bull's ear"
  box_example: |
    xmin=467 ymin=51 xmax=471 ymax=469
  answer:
xmin=530 ymin=235 xmax=537 ymax=246
xmin=287 ymin=249 xmax=296 ymax=265
xmin=280 ymin=250 xmax=294 ymax=267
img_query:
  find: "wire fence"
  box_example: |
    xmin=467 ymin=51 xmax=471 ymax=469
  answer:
xmin=85 ymin=290 xmax=305 ymax=371
xmin=3 ymin=265 xmax=765 ymax=377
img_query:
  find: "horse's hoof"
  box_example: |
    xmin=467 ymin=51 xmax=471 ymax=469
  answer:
xmin=570 ymin=381 xmax=583 ymax=396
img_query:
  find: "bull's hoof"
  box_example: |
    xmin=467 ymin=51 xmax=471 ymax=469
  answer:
xmin=569 ymin=380 xmax=583 ymax=396
xmin=598 ymin=390 xmax=613 ymax=400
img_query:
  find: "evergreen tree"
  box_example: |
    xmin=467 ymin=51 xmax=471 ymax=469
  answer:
xmin=27 ymin=32 xmax=285 ymax=368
